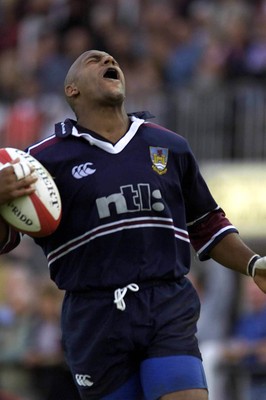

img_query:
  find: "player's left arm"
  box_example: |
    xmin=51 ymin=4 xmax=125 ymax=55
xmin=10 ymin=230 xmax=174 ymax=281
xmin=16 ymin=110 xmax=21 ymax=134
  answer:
xmin=209 ymin=232 xmax=266 ymax=293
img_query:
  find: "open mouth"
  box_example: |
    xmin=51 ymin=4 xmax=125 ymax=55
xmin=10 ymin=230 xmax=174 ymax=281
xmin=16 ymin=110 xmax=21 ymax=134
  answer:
xmin=103 ymin=68 xmax=119 ymax=80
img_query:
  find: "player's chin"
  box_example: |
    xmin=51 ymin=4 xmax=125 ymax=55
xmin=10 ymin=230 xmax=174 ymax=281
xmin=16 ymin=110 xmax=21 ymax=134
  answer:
xmin=103 ymin=92 xmax=125 ymax=106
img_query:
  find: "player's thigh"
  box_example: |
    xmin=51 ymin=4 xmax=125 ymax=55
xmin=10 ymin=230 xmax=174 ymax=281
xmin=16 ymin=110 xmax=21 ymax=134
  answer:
xmin=161 ymin=389 xmax=208 ymax=400
xmin=101 ymin=373 xmax=144 ymax=400
xmin=140 ymin=355 xmax=208 ymax=400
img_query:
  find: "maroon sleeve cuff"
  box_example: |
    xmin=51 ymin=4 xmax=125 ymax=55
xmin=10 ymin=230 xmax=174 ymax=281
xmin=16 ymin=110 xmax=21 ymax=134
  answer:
xmin=188 ymin=208 xmax=238 ymax=260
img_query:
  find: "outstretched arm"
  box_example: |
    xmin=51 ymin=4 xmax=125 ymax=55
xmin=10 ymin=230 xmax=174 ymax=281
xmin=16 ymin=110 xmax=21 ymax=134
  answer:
xmin=209 ymin=232 xmax=266 ymax=293
xmin=209 ymin=233 xmax=255 ymax=275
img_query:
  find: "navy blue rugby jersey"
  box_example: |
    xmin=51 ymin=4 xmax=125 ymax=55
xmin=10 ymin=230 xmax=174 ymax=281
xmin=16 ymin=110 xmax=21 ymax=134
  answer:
xmin=1 ymin=113 xmax=237 ymax=290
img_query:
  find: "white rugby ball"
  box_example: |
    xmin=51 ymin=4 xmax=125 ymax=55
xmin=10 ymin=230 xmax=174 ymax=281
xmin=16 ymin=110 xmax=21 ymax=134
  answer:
xmin=0 ymin=147 xmax=62 ymax=237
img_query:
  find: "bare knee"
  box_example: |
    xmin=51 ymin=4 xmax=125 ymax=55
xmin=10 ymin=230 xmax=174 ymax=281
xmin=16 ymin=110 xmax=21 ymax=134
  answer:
xmin=160 ymin=388 xmax=208 ymax=400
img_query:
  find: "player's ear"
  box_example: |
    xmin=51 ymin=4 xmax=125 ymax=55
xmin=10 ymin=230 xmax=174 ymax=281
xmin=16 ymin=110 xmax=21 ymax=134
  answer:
xmin=65 ymin=83 xmax=79 ymax=98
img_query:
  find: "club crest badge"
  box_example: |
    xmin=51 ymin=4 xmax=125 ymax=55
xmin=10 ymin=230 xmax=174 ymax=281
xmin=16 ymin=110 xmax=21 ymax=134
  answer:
xmin=150 ymin=147 xmax=168 ymax=175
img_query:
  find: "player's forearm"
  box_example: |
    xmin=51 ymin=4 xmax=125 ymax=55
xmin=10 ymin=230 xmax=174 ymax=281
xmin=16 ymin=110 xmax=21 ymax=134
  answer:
xmin=209 ymin=232 xmax=256 ymax=275
xmin=0 ymin=217 xmax=9 ymax=245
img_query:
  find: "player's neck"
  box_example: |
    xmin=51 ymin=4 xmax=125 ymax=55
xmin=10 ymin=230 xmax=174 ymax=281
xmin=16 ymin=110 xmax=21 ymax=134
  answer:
xmin=77 ymin=106 xmax=130 ymax=143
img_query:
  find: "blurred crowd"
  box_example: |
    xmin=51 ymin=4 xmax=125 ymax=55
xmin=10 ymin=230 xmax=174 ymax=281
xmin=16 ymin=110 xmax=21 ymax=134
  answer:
xmin=0 ymin=237 xmax=80 ymax=400
xmin=0 ymin=0 xmax=266 ymax=148
xmin=0 ymin=0 xmax=266 ymax=399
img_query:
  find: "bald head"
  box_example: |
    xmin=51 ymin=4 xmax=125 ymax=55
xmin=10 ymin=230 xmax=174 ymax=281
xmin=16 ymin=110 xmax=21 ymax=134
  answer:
xmin=64 ymin=50 xmax=113 ymax=87
xmin=64 ymin=50 xmax=126 ymax=115
xmin=64 ymin=51 xmax=90 ymax=111
xmin=64 ymin=52 xmax=86 ymax=87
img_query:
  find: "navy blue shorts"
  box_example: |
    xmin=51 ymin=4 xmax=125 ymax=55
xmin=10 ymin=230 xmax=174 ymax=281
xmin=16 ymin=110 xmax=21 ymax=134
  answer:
xmin=61 ymin=278 xmax=207 ymax=399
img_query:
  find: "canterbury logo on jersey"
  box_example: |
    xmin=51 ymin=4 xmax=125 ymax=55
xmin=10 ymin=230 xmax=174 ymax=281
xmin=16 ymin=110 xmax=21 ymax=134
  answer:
xmin=72 ymin=162 xmax=96 ymax=178
xmin=75 ymin=374 xmax=94 ymax=387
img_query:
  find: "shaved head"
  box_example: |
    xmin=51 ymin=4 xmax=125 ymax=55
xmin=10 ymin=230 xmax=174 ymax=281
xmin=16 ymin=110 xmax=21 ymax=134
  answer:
xmin=64 ymin=52 xmax=86 ymax=87
xmin=64 ymin=52 xmax=89 ymax=110
xmin=64 ymin=50 xmax=111 ymax=87
xmin=64 ymin=50 xmax=126 ymax=115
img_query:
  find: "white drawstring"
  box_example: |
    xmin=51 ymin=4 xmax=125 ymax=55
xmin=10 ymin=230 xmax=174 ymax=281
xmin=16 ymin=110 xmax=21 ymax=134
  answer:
xmin=114 ymin=283 xmax=139 ymax=311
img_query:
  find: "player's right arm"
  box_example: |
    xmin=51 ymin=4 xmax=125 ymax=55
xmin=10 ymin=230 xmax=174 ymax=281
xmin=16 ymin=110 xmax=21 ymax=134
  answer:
xmin=0 ymin=159 xmax=37 ymax=205
xmin=0 ymin=160 xmax=37 ymax=245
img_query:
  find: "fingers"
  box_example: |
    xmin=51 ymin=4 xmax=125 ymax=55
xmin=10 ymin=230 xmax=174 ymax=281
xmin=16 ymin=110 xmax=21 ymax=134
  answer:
xmin=12 ymin=162 xmax=32 ymax=180
xmin=0 ymin=160 xmax=33 ymax=180
xmin=0 ymin=161 xmax=38 ymax=205
xmin=253 ymin=274 xmax=266 ymax=294
xmin=12 ymin=174 xmax=37 ymax=192
xmin=254 ymin=257 xmax=266 ymax=277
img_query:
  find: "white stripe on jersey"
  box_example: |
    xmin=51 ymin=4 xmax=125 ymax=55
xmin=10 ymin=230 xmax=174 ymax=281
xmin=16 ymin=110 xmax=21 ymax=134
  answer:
xmin=27 ymin=134 xmax=57 ymax=153
xmin=197 ymin=225 xmax=237 ymax=256
xmin=47 ymin=216 xmax=190 ymax=268
xmin=186 ymin=205 xmax=220 ymax=226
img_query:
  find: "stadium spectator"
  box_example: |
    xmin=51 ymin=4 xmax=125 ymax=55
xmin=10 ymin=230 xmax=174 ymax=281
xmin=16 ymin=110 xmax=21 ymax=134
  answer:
xmin=0 ymin=262 xmax=38 ymax=400
xmin=220 ymin=277 xmax=266 ymax=400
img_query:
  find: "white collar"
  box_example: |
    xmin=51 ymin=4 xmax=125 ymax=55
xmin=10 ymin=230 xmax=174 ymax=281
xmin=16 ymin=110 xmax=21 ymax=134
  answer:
xmin=71 ymin=116 xmax=145 ymax=154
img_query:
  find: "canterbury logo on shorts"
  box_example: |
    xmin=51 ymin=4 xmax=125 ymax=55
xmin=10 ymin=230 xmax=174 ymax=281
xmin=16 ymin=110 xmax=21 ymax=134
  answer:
xmin=75 ymin=374 xmax=94 ymax=387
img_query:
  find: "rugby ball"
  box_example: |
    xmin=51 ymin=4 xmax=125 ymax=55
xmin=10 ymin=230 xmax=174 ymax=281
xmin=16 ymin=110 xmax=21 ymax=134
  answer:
xmin=0 ymin=148 xmax=62 ymax=237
